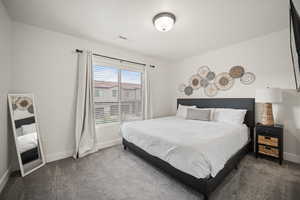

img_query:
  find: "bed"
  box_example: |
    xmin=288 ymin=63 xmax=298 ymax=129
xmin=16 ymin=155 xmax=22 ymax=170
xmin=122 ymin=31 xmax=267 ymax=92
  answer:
xmin=17 ymin=132 xmax=38 ymax=154
xmin=15 ymin=116 xmax=39 ymax=164
xmin=121 ymin=98 xmax=255 ymax=200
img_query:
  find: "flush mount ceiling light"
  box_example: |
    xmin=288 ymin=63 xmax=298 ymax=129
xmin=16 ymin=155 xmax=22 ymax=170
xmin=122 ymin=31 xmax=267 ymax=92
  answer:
xmin=153 ymin=12 xmax=176 ymax=32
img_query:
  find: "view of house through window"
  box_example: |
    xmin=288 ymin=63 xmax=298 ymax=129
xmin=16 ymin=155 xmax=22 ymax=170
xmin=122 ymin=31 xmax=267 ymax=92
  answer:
xmin=93 ymin=64 xmax=144 ymax=124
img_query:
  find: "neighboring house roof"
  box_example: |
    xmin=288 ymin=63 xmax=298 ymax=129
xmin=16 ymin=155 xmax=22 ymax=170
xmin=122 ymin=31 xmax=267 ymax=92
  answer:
xmin=94 ymin=81 xmax=141 ymax=89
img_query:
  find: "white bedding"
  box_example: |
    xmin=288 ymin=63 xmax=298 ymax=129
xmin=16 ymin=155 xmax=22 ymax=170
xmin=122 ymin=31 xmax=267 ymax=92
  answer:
xmin=121 ymin=116 xmax=249 ymax=179
xmin=17 ymin=132 xmax=38 ymax=153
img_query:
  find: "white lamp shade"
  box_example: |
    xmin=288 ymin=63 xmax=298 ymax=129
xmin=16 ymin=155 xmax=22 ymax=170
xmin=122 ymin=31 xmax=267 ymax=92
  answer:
xmin=255 ymin=88 xmax=282 ymax=103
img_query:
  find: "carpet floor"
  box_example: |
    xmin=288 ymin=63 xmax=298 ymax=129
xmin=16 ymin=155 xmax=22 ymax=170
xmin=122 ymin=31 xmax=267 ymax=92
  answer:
xmin=0 ymin=145 xmax=300 ymax=200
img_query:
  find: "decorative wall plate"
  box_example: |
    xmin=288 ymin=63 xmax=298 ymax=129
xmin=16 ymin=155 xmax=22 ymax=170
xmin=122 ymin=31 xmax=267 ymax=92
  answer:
xmin=28 ymin=105 xmax=34 ymax=114
xmin=206 ymin=71 xmax=216 ymax=81
xmin=15 ymin=97 xmax=33 ymax=111
xmin=178 ymin=83 xmax=186 ymax=92
xmin=189 ymin=74 xmax=202 ymax=89
xmin=215 ymin=72 xmax=234 ymax=90
xmin=229 ymin=66 xmax=245 ymax=78
xmin=200 ymin=78 xmax=209 ymax=88
xmin=204 ymin=83 xmax=218 ymax=97
xmin=197 ymin=66 xmax=210 ymax=78
xmin=240 ymin=72 xmax=256 ymax=85
xmin=184 ymin=86 xmax=193 ymax=96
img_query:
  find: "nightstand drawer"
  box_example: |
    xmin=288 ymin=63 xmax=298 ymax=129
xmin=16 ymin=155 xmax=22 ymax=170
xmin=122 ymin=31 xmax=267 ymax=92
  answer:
xmin=258 ymin=145 xmax=279 ymax=158
xmin=256 ymin=126 xmax=282 ymax=135
xmin=258 ymin=135 xmax=278 ymax=147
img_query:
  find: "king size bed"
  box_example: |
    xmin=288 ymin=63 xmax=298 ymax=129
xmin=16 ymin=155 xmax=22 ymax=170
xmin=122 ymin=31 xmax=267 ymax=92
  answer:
xmin=121 ymin=98 xmax=255 ymax=200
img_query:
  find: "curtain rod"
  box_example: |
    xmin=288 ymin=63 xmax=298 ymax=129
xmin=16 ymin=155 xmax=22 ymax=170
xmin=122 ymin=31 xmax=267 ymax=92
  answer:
xmin=75 ymin=49 xmax=156 ymax=68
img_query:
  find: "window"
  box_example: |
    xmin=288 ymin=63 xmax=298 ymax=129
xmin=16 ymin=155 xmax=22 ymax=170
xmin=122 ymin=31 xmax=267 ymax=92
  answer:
xmin=110 ymin=105 xmax=119 ymax=116
xmin=94 ymin=107 xmax=104 ymax=121
xmin=93 ymin=66 xmax=119 ymax=124
xmin=120 ymin=70 xmax=143 ymax=121
xmin=112 ymin=90 xmax=117 ymax=97
xmin=94 ymin=88 xmax=104 ymax=97
xmin=93 ymin=62 xmax=144 ymax=124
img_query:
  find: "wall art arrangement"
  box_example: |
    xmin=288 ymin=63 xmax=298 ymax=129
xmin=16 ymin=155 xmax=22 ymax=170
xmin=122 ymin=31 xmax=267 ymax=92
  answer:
xmin=178 ymin=65 xmax=256 ymax=97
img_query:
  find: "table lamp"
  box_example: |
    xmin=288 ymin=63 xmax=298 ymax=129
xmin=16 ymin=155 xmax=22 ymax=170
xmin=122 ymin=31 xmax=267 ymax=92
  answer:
xmin=255 ymin=88 xmax=282 ymax=126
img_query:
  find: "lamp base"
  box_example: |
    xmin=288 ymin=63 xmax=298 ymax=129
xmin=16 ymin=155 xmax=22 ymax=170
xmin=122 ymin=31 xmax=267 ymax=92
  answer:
xmin=261 ymin=103 xmax=274 ymax=126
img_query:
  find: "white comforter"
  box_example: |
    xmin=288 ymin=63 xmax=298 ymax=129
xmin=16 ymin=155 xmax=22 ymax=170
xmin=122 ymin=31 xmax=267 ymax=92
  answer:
xmin=17 ymin=132 xmax=38 ymax=153
xmin=121 ymin=116 xmax=248 ymax=179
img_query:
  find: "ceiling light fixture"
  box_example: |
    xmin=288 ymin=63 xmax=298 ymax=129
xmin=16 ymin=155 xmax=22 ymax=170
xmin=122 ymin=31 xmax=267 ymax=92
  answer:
xmin=153 ymin=12 xmax=176 ymax=32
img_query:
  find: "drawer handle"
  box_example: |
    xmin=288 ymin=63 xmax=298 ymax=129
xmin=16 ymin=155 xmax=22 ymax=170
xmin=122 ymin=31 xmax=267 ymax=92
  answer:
xmin=265 ymin=146 xmax=271 ymax=150
xmin=265 ymin=136 xmax=271 ymax=140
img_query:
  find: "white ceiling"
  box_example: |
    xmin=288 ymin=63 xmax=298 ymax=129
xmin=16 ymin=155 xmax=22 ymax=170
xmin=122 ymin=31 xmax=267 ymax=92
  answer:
xmin=3 ymin=0 xmax=289 ymax=61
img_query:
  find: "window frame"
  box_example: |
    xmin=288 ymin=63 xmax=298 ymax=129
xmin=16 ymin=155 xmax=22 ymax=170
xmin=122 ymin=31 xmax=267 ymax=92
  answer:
xmin=92 ymin=56 xmax=145 ymax=125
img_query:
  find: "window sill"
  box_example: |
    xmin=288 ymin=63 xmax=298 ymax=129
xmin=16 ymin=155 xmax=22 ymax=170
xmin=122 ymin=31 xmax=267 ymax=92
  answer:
xmin=95 ymin=122 xmax=121 ymax=128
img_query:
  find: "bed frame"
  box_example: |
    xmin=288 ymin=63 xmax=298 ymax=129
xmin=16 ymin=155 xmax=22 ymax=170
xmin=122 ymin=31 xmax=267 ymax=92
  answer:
xmin=123 ymin=98 xmax=255 ymax=200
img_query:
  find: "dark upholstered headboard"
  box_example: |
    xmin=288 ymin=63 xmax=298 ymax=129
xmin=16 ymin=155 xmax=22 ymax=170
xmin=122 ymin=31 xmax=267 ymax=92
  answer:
xmin=15 ymin=116 xmax=36 ymax=129
xmin=177 ymin=98 xmax=255 ymax=151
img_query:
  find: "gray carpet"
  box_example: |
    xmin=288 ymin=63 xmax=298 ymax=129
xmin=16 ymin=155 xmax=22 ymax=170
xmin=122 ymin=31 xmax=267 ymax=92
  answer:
xmin=1 ymin=145 xmax=300 ymax=200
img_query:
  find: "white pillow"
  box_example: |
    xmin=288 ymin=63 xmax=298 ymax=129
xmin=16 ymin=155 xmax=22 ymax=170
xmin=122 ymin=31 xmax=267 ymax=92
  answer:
xmin=176 ymin=104 xmax=196 ymax=118
xmin=21 ymin=123 xmax=37 ymax=135
xmin=213 ymin=108 xmax=247 ymax=125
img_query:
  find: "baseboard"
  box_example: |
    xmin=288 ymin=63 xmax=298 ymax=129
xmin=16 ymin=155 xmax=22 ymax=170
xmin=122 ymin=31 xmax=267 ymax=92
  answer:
xmin=45 ymin=139 xmax=121 ymax=163
xmin=0 ymin=168 xmax=10 ymax=194
xmin=45 ymin=150 xmax=73 ymax=163
xmin=96 ymin=138 xmax=122 ymax=150
xmin=284 ymin=152 xmax=300 ymax=164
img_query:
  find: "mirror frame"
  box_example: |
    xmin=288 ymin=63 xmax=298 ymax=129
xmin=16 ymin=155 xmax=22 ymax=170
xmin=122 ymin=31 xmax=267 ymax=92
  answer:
xmin=8 ymin=93 xmax=46 ymax=177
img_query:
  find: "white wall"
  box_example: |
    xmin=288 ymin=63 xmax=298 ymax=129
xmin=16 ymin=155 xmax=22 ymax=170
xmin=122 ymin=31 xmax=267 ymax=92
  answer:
xmin=0 ymin=0 xmax=11 ymax=192
xmin=169 ymin=29 xmax=300 ymax=162
xmin=11 ymin=22 xmax=172 ymax=162
xmin=294 ymin=0 xmax=300 ymax=12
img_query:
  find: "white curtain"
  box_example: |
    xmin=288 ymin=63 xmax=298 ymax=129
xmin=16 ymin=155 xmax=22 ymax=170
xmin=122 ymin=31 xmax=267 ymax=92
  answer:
xmin=73 ymin=51 xmax=97 ymax=158
xmin=145 ymin=65 xmax=153 ymax=120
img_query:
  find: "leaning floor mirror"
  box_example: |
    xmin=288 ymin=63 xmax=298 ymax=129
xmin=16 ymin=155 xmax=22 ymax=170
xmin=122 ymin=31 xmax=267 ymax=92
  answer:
xmin=8 ymin=94 xmax=45 ymax=177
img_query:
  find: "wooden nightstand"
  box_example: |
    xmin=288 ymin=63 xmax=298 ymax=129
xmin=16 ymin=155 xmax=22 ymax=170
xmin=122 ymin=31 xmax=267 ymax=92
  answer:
xmin=255 ymin=123 xmax=283 ymax=165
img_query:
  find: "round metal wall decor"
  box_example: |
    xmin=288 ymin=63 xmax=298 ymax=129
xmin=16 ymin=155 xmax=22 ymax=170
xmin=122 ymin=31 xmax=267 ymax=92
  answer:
xmin=206 ymin=71 xmax=216 ymax=81
xmin=204 ymin=83 xmax=218 ymax=97
xmin=215 ymin=72 xmax=234 ymax=90
xmin=28 ymin=105 xmax=34 ymax=114
xmin=184 ymin=86 xmax=193 ymax=96
xmin=181 ymin=65 xmax=255 ymax=97
xmin=200 ymin=78 xmax=209 ymax=88
xmin=229 ymin=66 xmax=245 ymax=78
xmin=240 ymin=72 xmax=256 ymax=85
xmin=197 ymin=66 xmax=210 ymax=78
xmin=15 ymin=97 xmax=33 ymax=111
xmin=178 ymin=83 xmax=186 ymax=92
xmin=189 ymin=74 xmax=202 ymax=89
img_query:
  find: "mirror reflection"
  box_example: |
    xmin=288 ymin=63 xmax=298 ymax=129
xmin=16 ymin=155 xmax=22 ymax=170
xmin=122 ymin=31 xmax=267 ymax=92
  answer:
xmin=8 ymin=94 xmax=45 ymax=176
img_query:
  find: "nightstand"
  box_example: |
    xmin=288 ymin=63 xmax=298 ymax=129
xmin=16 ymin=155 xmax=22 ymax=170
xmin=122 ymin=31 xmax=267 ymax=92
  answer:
xmin=255 ymin=123 xmax=283 ymax=165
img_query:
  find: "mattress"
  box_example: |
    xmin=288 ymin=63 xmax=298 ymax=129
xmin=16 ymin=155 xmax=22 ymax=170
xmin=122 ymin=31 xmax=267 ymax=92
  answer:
xmin=121 ymin=116 xmax=249 ymax=179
